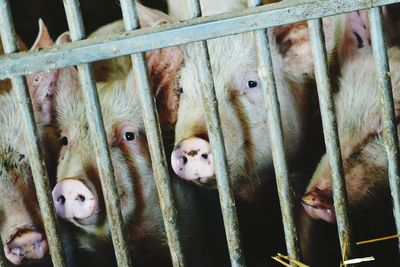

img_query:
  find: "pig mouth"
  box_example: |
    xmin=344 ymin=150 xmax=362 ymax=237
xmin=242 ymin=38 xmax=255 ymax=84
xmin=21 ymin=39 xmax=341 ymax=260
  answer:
xmin=193 ymin=176 xmax=217 ymax=188
xmin=72 ymin=211 xmax=101 ymax=226
xmin=302 ymin=189 xmax=337 ymax=223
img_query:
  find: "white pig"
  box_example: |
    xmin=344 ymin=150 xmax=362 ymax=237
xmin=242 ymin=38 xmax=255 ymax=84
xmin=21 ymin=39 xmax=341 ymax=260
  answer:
xmin=44 ymin=4 xmax=213 ymax=267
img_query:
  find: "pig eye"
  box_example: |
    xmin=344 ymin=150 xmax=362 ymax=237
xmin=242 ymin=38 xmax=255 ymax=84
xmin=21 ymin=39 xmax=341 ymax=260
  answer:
xmin=19 ymin=154 xmax=25 ymax=162
xmin=178 ymin=87 xmax=183 ymax=95
xmin=247 ymin=80 xmax=258 ymax=88
xmin=124 ymin=132 xmax=135 ymax=141
xmin=60 ymin=136 xmax=68 ymax=146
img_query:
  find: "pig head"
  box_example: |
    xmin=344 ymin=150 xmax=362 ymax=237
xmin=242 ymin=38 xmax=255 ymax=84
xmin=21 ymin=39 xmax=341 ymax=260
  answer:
xmin=302 ymin=6 xmax=400 ymax=222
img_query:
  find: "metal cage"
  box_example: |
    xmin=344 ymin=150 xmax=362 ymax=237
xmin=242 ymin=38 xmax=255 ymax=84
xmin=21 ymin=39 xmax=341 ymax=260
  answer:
xmin=0 ymin=0 xmax=399 ymax=266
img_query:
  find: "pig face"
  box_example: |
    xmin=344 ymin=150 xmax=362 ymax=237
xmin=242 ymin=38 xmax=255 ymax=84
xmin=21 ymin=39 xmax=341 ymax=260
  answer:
xmin=302 ymin=48 xmax=400 ymax=223
xmin=53 ymin=75 xmax=155 ymax=237
xmin=0 ymin=20 xmax=61 ymax=265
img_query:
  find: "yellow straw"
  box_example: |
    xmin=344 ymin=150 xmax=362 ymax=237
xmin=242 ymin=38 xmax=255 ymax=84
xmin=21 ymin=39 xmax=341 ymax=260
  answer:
xmin=276 ymin=253 xmax=310 ymax=267
xmin=356 ymin=234 xmax=400 ymax=245
xmin=272 ymin=256 xmax=292 ymax=267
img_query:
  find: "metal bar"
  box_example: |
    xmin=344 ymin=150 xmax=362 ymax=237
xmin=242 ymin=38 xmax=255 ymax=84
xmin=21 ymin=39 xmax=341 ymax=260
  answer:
xmin=369 ymin=6 xmax=400 ymax=246
xmin=119 ymin=1 xmax=186 ymax=266
xmin=62 ymin=0 xmax=132 ymax=266
xmin=307 ymin=18 xmax=353 ymax=258
xmin=183 ymin=0 xmax=245 ymax=266
xmin=247 ymin=0 xmax=301 ymax=261
xmin=0 ymin=1 xmax=66 ymax=267
xmin=1 ymin=0 xmax=400 ymax=79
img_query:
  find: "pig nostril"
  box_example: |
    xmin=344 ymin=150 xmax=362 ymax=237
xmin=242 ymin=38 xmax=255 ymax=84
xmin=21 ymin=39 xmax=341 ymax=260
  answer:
xmin=57 ymin=195 xmax=66 ymax=204
xmin=77 ymin=194 xmax=86 ymax=202
xmin=201 ymin=153 xmax=208 ymax=160
xmin=182 ymin=156 xmax=188 ymax=164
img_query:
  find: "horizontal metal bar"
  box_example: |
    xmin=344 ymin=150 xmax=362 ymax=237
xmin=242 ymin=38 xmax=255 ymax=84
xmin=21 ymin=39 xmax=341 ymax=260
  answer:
xmin=307 ymin=18 xmax=353 ymax=258
xmin=369 ymin=6 xmax=400 ymax=247
xmin=0 ymin=1 xmax=66 ymax=267
xmin=183 ymin=0 xmax=245 ymax=266
xmin=62 ymin=1 xmax=132 ymax=266
xmin=247 ymin=0 xmax=301 ymax=261
xmin=119 ymin=1 xmax=186 ymax=267
xmin=0 ymin=0 xmax=399 ymax=80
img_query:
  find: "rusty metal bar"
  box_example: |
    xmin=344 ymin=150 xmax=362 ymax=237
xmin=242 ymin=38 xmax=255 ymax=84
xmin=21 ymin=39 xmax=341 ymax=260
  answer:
xmin=119 ymin=1 xmax=186 ymax=266
xmin=368 ymin=6 xmax=400 ymax=246
xmin=307 ymin=18 xmax=353 ymax=258
xmin=62 ymin=0 xmax=132 ymax=266
xmin=0 ymin=1 xmax=66 ymax=267
xmin=247 ymin=0 xmax=302 ymax=261
xmin=1 ymin=0 xmax=400 ymax=80
xmin=183 ymin=1 xmax=245 ymax=267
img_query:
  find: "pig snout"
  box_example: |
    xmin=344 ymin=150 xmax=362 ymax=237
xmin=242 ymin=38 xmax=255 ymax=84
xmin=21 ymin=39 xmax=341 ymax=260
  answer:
xmin=171 ymin=137 xmax=216 ymax=186
xmin=302 ymin=189 xmax=336 ymax=223
xmin=4 ymin=230 xmax=48 ymax=265
xmin=52 ymin=179 xmax=97 ymax=223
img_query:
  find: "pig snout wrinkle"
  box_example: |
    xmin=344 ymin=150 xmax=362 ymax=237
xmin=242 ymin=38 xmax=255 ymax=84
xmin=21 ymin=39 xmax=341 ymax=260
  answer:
xmin=52 ymin=179 xmax=97 ymax=222
xmin=171 ymin=137 xmax=215 ymax=183
xmin=4 ymin=230 xmax=48 ymax=265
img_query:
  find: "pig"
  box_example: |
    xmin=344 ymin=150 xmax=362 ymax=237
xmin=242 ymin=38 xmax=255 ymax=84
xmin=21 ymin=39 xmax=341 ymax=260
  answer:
xmin=0 ymin=22 xmax=62 ymax=265
xmin=299 ymin=5 xmax=400 ymax=266
xmin=46 ymin=4 xmax=214 ymax=267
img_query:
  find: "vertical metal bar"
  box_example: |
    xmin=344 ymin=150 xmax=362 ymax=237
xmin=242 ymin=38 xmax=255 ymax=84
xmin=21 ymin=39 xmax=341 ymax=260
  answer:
xmin=119 ymin=1 xmax=186 ymax=266
xmin=62 ymin=1 xmax=132 ymax=266
xmin=308 ymin=18 xmax=353 ymax=258
xmin=0 ymin=1 xmax=66 ymax=267
xmin=247 ymin=0 xmax=301 ymax=261
xmin=369 ymin=6 xmax=400 ymax=245
xmin=184 ymin=1 xmax=245 ymax=267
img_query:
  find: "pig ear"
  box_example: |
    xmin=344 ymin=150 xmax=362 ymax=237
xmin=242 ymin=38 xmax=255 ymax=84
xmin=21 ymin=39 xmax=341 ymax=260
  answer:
xmin=31 ymin=19 xmax=53 ymax=51
xmin=146 ymin=46 xmax=183 ymax=126
xmin=136 ymin=2 xmax=174 ymax=28
xmin=338 ymin=11 xmax=371 ymax=63
xmin=55 ymin=32 xmax=72 ymax=45
xmin=26 ymin=31 xmax=75 ymax=125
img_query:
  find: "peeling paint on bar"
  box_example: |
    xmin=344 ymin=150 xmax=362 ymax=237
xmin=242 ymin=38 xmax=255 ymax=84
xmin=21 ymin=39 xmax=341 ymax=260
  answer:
xmin=307 ymin=18 xmax=353 ymax=258
xmin=247 ymin=0 xmax=301 ymax=262
xmin=0 ymin=1 xmax=66 ymax=267
xmin=183 ymin=0 xmax=245 ymax=266
xmin=368 ymin=6 xmax=400 ymax=247
xmin=62 ymin=0 xmax=132 ymax=266
xmin=1 ymin=0 xmax=400 ymax=80
xmin=119 ymin=1 xmax=186 ymax=266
